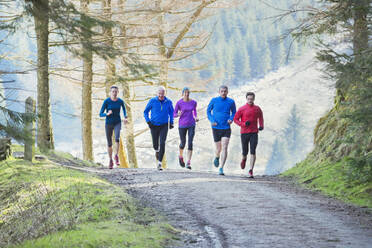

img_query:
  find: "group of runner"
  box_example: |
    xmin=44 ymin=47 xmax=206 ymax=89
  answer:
xmin=100 ymin=85 xmax=264 ymax=178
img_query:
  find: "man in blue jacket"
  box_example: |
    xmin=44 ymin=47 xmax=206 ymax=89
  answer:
xmin=207 ymin=85 xmax=236 ymax=175
xmin=144 ymin=86 xmax=174 ymax=170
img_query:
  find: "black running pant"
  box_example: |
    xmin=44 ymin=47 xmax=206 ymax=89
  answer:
xmin=241 ymin=133 xmax=258 ymax=156
xmin=105 ymin=122 xmax=121 ymax=147
xmin=150 ymin=123 xmax=168 ymax=162
xmin=178 ymin=126 xmax=195 ymax=150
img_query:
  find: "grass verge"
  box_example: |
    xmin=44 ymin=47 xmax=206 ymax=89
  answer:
xmin=0 ymin=156 xmax=177 ymax=247
xmin=11 ymin=144 xmax=99 ymax=167
xmin=282 ymin=154 xmax=372 ymax=209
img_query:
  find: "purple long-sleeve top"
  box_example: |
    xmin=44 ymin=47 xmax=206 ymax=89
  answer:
xmin=174 ymin=98 xmax=197 ymax=128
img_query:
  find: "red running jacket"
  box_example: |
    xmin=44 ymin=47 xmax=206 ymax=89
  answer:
xmin=233 ymin=104 xmax=264 ymax=133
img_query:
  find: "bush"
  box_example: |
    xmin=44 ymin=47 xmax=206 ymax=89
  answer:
xmin=344 ymin=153 xmax=372 ymax=184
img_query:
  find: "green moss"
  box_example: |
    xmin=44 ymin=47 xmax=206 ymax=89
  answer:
xmin=283 ymin=157 xmax=372 ymax=208
xmin=0 ymin=158 xmax=176 ymax=247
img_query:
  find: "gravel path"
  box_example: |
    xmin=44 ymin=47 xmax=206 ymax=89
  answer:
xmin=96 ymin=168 xmax=372 ymax=248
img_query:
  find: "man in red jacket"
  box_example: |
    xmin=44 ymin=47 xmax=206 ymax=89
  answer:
xmin=233 ymin=92 xmax=264 ymax=178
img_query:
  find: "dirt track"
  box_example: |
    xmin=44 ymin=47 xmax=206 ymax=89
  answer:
xmin=97 ymin=168 xmax=372 ymax=248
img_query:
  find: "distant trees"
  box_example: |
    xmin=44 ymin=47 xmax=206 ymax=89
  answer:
xmin=182 ymin=0 xmax=306 ymax=88
xmin=265 ymin=105 xmax=306 ymax=175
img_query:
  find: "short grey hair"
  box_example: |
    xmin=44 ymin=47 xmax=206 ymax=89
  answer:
xmin=219 ymin=85 xmax=228 ymax=91
xmin=158 ymin=86 xmax=166 ymax=92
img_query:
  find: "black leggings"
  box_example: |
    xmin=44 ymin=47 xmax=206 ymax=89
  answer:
xmin=150 ymin=123 xmax=168 ymax=162
xmin=178 ymin=126 xmax=195 ymax=150
xmin=105 ymin=122 xmax=121 ymax=147
xmin=241 ymin=133 xmax=258 ymax=156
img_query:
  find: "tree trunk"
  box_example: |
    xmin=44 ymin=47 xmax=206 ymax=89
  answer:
xmin=118 ymin=0 xmax=138 ymax=168
xmin=81 ymin=0 xmax=94 ymax=161
xmin=24 ymin=97 xmax=36 ymax=162
xmin=102 ymin=0 xmax=116 ymax=95
xmin=156 ymin=0 xmax=168 ymax=169
xmin=122 ymin=81 xmax=138 ymax=168
xmin=102 ymin=0 xmax=131 ymax=168
xmin=33 ymin=0 xmax=54 ymax=152
xmin=353 ymin=0 xmax=369 ymax=58
xmin=159 ymin=60 xmax=169 ymax=87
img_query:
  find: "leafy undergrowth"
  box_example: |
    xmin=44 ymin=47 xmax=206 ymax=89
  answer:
xmin=0 ymin=157 xmax=177 ymax=247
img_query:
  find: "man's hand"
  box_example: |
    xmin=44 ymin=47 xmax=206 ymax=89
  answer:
xmin=123 ymin=118 xmax=128 ymax=124
xmin=212 ymin=122 xmax=217 ymax=126
xmin=245 ymin=121 xmax=250 ymax=127
xmin=107 ymin=110 xmax=113 ymax=116
xmin=147 ymin=121 xmax=153 ymax=128
xmin=259 ymin=127 xmax=264 ymax=131
xmin=228 ymin=120 xmax=233 ymax=125
xmin=195 ymin=118 xmax=199 ymax=122
xmin=169 ymin=123 xmax=174 ymax=129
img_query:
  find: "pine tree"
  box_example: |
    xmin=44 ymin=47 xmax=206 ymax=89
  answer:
xmin=282 ymin=104 xmax=304 ymax=164
xmin=265 ymin=138 xmax=288 ymax=175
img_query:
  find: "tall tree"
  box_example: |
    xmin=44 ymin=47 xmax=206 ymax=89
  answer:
xmin=28 ymin=0 xmax=54 ymax=151
xmin=117 ymin=0 xmax=138 ymax=168
xmin=81 ymin=0 xmax=93 ymax=161
xmin=102 ymin=0 xmax=116 ymax=95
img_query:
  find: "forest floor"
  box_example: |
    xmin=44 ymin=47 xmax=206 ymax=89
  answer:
xmin=54 ymin=159 xmax=372 ymax=248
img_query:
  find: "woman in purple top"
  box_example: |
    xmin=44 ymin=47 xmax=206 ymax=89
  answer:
xmin=174 ymin=87 xmax=198 ymax=169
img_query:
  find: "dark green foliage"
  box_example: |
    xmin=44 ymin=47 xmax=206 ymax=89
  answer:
xmin=0 ymin=103 xmax=35 ymax=142
xmin=344 ymin=154 xmax=372 ymax=184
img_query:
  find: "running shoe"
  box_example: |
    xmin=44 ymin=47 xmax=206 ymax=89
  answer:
xmin=219 ymin=167 xmax=224 ymax=176
xmin=240 ymin=159 xmax=246 ymax=170
xmin=213 ymin=157 xmax=220 ymax=167
xmin=114 ymin=154 xmax=120 ymax=166
xmin=186 ymin=162 xmax=191 ymax=170
xmin=179 ymin=156 xmax=185 ymax=167
xmin=248 ymin=169 xmax=254 ymax=178
xmin=157 ymin=163 xmax=163 ymax=171
xmin=109 ymin=159 xmax=114 ymax=169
